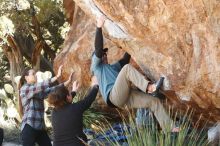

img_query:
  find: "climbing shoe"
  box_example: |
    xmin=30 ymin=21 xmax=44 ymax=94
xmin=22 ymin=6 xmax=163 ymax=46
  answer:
xmin=151 ymin=77 xmax=164 ymax=96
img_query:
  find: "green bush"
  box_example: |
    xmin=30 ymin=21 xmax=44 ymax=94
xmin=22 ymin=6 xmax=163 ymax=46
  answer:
xmin=94 ymin=107 xmax=208 ymax=146
xmin=73 ymin=89 xmax=106 ymax=129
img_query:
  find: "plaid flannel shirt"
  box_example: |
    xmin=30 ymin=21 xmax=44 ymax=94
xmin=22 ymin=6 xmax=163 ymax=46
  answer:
xmin=20 ymin=79 xmax=63 ymax=130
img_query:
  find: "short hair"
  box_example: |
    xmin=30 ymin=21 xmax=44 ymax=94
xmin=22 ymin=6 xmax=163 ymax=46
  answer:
xmin=91 ymin=48 xmax=108 ymax=58
xmin=47 ymin=86 xmax=69 ymax=109
xmin=103 ymin=48 xmax=108 ymax=53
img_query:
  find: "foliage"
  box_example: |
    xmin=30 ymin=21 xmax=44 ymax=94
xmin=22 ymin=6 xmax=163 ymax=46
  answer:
xmin=0 ymin=4 xmax=70 ymax=133
xmin=0 ymin=50 xmax=10 ymax=87
xmin=0 ymin=122 xmax=21 ymax=143
xmin=35 ymin=0 xmax=65 ymax=51
xmin=0 ymin=0 xmax=69 ymax=93
xmin=0 ymin=81 xmax=20 ymax=122
xmin=93 ymin=108 xmax=208 ymax=146
xmin=0 ymin=0 xmax=67 ymax=88
xmin=73 ymin=89 xmax=106 ymax=129
xmin=0 ymin=82 xmax=20 ymax=142
xmin=0 ymin=0 xmax=65 ymax=45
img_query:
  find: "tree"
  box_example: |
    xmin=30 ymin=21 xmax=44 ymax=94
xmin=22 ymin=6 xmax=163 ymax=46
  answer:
xmin=0 ymin=0 xmax=66 ymax=89
xmin=0 ymin=0 xmax=67 ymax=124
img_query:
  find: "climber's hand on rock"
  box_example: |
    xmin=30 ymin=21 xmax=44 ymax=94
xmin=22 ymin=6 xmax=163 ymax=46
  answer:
xmin=97 ymin=15 xmax=106 ymax=28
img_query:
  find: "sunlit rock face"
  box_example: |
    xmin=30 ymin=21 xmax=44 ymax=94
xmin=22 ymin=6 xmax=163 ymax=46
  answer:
xmin=54 ymin=0 xmax=220 ymax=125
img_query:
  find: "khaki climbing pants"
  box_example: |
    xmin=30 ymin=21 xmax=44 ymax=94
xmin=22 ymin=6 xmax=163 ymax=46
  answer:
xmin=109 ymin=64 xmax=172 ymax=131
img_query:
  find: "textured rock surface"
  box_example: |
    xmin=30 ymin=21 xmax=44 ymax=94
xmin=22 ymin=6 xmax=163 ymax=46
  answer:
xmin=54 ymin=0 xmax=220 ymax=125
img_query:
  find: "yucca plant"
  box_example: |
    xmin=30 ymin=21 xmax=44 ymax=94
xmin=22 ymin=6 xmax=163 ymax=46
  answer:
xmin=83 ymin=108 xmax=106 ymax=128
xmin=91 ymin=106 xmax=208 ymax=146
xmin=72 ymin=89 xmax=106 ymax=129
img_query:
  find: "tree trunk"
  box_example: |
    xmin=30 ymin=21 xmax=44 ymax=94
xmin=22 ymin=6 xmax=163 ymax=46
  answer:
xmin=13 ymin=34 xmax=54 ymax=73
xmin=3 ymin=36 xmax=24 ymax=89
xmin=30 ymin=4 xmax=56 ymax=62
xmin=1 ymin=38 xmax=23 ymax=123
xmin=32 ymin=40 xmax=43 ymax=71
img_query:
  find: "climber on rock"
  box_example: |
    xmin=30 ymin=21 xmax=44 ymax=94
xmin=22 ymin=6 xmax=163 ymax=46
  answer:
xmin=90 ymin=15 xmax=179 ymax=132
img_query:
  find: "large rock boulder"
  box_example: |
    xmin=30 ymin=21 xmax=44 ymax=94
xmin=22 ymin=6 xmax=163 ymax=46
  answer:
xmin=54 ymin=0 xmax=220 ymax=125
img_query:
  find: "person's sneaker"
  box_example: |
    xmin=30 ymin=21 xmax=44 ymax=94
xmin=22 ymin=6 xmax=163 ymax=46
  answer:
xmin=151 ymin=77 xmax=164 ymax=96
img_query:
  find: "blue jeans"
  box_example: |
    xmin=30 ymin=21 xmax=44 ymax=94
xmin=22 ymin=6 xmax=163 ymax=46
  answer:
xmin=136 ymin=108 xmax=150 ymax=126
xmin=21 ymin=124 xmax=52 ymax=146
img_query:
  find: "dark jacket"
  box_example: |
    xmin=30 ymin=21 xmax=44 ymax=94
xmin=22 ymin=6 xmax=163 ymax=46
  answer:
xmin=52 ymin=85 xmax=99 ymax=146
